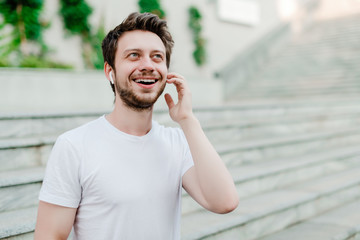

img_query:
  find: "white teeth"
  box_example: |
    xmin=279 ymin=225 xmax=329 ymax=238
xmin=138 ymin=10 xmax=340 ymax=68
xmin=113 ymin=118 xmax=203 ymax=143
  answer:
xmin=134 ymin=79 xmax=156 ymax=83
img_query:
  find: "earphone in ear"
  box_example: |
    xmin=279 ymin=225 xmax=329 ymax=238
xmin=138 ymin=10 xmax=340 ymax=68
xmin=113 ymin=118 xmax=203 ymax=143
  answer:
xmin=109 ymin=71 xmax=114 ymax=84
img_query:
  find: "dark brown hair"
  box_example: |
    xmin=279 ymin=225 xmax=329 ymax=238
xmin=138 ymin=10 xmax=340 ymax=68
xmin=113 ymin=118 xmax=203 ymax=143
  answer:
xmin=102 ymin=12 xmax=174 ymax=71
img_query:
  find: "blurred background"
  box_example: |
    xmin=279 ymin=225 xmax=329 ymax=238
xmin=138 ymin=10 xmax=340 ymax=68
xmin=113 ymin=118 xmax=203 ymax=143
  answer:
xmin=1 ymin=0 xmax=359 ymax=113
xmin=1 ymin=0 xmax=360 ymax=239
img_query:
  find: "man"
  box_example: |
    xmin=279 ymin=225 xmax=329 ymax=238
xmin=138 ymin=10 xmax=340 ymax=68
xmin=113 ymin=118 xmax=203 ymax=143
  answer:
xmin=35 ymin=12 xmax=238 ymax=240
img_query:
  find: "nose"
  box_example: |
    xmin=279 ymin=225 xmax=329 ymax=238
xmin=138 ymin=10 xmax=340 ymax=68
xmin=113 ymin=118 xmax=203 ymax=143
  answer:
xmin=139 ymin=56 xmax=154 ymax=72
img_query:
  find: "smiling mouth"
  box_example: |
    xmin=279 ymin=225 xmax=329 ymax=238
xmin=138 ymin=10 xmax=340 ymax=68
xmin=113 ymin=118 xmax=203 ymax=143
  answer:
xmin=133 ymin=79 xmax=158 ymax=85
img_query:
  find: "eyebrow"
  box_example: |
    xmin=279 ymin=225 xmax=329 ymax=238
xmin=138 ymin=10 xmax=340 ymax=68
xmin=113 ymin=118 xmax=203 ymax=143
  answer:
xmin=123 ymin=48 xmax=165 ymax=56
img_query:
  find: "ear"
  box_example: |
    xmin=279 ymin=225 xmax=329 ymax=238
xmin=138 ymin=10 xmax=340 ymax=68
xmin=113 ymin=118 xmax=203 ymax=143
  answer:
xmin=104 ymin=62 xmax=114 ymax=84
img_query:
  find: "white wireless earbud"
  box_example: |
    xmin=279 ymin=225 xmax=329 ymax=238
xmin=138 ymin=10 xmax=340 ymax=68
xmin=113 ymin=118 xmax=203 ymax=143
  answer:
xmin=109 ymin=71 xmax=114 ymax=84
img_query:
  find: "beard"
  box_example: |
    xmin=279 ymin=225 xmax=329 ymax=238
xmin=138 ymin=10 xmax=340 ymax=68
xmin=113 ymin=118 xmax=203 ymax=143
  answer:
xmin=115 ymin=80 xmax=166 ymax=112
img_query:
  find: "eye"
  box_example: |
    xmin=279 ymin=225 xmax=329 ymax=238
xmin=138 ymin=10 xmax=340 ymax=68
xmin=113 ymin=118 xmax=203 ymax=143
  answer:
xmin=128 ymin=52 xmax=139 ymax=59
xmin=152 ymin=54 xmax=164 ymax=61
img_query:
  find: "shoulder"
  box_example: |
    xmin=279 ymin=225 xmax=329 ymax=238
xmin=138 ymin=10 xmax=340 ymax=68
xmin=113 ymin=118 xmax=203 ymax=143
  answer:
xmin=57 ymin=116 xmax=105 ymax=147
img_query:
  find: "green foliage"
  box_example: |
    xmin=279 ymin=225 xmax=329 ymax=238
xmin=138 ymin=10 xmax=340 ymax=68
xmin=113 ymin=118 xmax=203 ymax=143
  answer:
xmin=188 ymin=6 xmax=206 ymax=66
xmin=0 ymin=0 xmax=43 ymax=37
xmin=0 ymin=0 xmax=44 ymax=57
xmin=90 ymin=20 xmax=106 ymax=69
xmin=138 ymin=0 xmax=166 ymax=19
xmin=59 ymin=0 xmax=92 ymax=36
xmin=0 ymin=57 xmax=10 ymax=67
xmin=0 ymin=0 xmax=74 ymax=69
xmin=59 ymin=0 xmax=104 ymax=69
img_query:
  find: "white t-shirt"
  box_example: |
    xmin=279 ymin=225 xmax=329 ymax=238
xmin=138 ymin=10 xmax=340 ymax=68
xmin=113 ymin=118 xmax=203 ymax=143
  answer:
xmin=39 ymin=116 xmax=194 ymax=240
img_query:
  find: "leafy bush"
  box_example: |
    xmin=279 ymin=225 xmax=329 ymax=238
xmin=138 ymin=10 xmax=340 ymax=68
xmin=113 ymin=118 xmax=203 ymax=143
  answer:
xmin=138 ymin=0 xmax=166 ymax=19
xmin=59 ymin=0 xmax=92 ymax=36
xmin=59 ymin=0 xmax=105 ymax=69
xmin=188 ymin=6 xmax=206 ymax=66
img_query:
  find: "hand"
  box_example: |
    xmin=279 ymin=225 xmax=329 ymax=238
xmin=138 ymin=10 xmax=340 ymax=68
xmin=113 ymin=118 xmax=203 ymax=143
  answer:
xmin=164 ymin=73 xmax=194 ymax=124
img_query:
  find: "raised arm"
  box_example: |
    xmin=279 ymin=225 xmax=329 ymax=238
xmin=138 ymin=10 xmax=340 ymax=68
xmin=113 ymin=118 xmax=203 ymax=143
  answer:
xmin=165 ymin=73 xmax=239 ymax=214
xmin=35 ymin=201 xmax=77 ymax=240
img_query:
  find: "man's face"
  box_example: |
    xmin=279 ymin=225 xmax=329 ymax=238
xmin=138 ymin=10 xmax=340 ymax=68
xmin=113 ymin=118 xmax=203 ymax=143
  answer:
xmin=113 ymin=30 xmax=168 ymax=111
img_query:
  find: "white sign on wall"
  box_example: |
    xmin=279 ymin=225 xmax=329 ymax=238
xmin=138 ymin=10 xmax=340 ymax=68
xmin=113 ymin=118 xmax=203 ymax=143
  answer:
xmin=218 ymin=0 xmax=261 ymax=26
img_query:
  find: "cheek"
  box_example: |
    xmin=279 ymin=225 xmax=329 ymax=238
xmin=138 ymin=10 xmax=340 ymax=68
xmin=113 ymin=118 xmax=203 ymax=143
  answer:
xmin=118 ymin=63 xmax=137 ymax=77
xmin=157 ymin=65 xmax=168 ymax=79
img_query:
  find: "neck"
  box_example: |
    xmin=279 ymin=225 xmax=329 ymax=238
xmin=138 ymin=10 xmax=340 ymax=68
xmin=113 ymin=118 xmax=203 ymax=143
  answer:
xmin=106 ymin=100 xmax=153 ymax=136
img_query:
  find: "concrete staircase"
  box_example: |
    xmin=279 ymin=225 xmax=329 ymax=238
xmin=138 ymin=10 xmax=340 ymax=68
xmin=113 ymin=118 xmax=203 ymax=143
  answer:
xmin=1 ymin=14 xmax=360 ymax=240
xmin=179 ymin=13 xmax=360 ymax=240
xmin=181 ymin=101 xmax=360 ymax=240
xmin=229 ymin=13 xmax=360 ymax=103
xmin=1 ymin=101 xmax=360 ymax=239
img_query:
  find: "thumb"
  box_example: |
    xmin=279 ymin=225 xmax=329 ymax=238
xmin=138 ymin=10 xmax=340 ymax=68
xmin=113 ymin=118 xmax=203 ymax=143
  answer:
xmin=164 ymin=93 xmax=175 ymax=110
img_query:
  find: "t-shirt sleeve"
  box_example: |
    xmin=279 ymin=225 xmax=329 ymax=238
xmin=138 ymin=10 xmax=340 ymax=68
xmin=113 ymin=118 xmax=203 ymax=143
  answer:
xmin=179 ymin=130 xmax=194 ymax=176
xmin=39 ymin=135 xmax=82 ymax=208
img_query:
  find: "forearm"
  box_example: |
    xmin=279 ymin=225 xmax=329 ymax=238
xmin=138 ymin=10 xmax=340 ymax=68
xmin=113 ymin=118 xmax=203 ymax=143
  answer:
xmin=179 ymin=115 xmax=239 ymax=212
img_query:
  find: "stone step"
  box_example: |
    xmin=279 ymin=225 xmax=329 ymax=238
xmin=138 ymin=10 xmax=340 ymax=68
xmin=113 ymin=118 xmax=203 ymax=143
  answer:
xmin=0 ymin=167 xmax=44 ymax=212
xmin=194 ymin=100 xmax=360 ymax=121
xmin=182 ymin=145 xmax=360 ymax=215
xmin=260 ymin=66 xmax=359 ymax=79
xmin=2 ymin=144 xmax=358 ymax=216
xmin=0 ymin=112 xmax=102 ymax=139
xmin=262 ymin=65 xmax=360 ymax=79
xmin=0 ymin=136 xmax=54 ymax=172
xmin=259 ymin=64 xmax=360 ymax=78
xmin=2 ymin=100 xmax=360 ymax=139
xmin=2 ymin=146 xmax=359 ymax=239
xmin=261 ymin=49 xmax=360 ymax=69
xmin=232 ymin=96 xmax=360 ymax=108
xmin=228 ymin=94 xmax=360 ymax=107
xmin=260 ymin=59 xmax=360 ymax=72
xmin=242 ymin=84 xmax=360 ymax=96
xmin=235 ymin=88 xmax=360 ymax=99
xmin=1 ymin=232 xmax=34 ymax=240
xmin=259 ymin=199 xmax=360 ymax=240
xmin=284 ymin=37 xmax=360 ymax=50
xmin=283 ymin=39 xmax=360 ymax=51
xmin=293 ymin=27 xmax=360 ymax=45
xmin=205 ymin=112 xmax=360 ymax=143
xmin=235 ymin=83 xmax=360 ymax=94
xmin=1 ymin=123 xmax=359 ymax=172
xmin=280 ymin=48 xmax=360 ymax=59
xmin=270 ymin=51 xmax=360 ymax=62
xmin=218 ymin=127 xmax=360 ymax=166
xmin=0 ymin=207 xmax=37 ymax=239
xmin=246 ymin=76 xmax=359 ymax=87
xmin=181 ymin=166 xmax=360 ymax=240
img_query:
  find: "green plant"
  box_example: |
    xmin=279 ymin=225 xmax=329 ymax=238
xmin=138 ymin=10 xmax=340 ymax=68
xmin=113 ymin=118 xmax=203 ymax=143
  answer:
xmin=0 ymin=0 xmax=71 ymax=69
xmin=0 ymin=57 xmax=10 ymax=67
xmin=59 ymin=0 xmax=97 ymax=69
xmin=0 ymin=0 xmax=46 ymax=59
xmin=59 ymin=0 xmax=92 ymax=36
xmin=138 ymin=0 xmax=166 ymax=19
xmin=90 ymin=19 xmax=106 ymax=69
xmin=188 ymin=6 xmax=206 ymax=66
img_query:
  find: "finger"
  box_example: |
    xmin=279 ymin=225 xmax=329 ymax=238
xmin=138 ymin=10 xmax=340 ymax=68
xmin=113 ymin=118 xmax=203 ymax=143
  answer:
xmin=166 ymin=77 xmax=184 ymax=91
xmin=167 ymin=75 xmax=189 ymax=88
xmin=164 ymin=93 xmax=175 ymax=109
xmin=167 ymin=72 xmax=184 ymax=79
